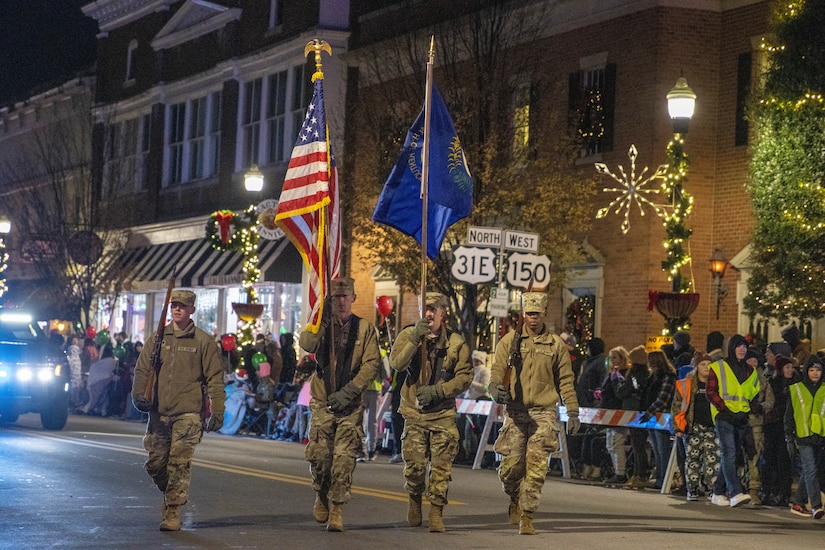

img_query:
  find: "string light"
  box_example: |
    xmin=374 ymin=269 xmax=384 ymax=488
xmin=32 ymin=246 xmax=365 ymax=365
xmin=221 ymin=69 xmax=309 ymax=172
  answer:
xmin=0 ymin=236 xmax=8 ymax=298
xmin=660 ymin=135 xmax=693 ymax=292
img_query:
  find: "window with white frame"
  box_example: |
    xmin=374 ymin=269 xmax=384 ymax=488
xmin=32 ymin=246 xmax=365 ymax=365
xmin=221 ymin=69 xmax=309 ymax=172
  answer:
xmin=291 ymin=64 xmax=310 ymax=143
xmin=167 ymin=102 xmax=185 ymax=184
xmin=189 ymin=96 xmax=206 ymax=180
xmin=240 ymin=64 xmax=310 ymax=171
xmin=125 ymin=39 xmax=138 ymax=82
xmin=104 ymin=114 xmax=150 ymax=197
xmin=242 ymin=78 xmax=263 ymax=167
xmin=163 ymin=92 xmax=222 ymax=186
xmin=267 ymin=70 xmax=288 ymax=163
xmin=208 ymin=91 xmax=221 ymax=175
xmin=269 ymin=0 xmax=284 ymax=29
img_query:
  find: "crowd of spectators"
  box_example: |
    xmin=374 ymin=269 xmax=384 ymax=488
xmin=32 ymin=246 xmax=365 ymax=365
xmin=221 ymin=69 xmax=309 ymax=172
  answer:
xmin=560 ymin=326 xmax=823 ymax=520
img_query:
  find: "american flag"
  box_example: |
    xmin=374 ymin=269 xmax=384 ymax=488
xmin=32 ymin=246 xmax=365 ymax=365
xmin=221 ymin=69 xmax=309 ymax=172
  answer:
xmin=275 ymin=76 xmax=341 ymax=333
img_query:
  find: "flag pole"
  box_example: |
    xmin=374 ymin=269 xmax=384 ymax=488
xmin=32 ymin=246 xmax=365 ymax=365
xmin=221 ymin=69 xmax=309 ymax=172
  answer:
xmin=305 ymin=38 xmax=338 ymax=395
xmin=415 ymin=36 xmax=435 ymax=398
xmin=420 ymin=36 xmax=435 ymax=311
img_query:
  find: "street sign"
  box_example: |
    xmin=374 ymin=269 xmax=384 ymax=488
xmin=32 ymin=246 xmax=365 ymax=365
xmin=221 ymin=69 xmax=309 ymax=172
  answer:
xmin=506 ymin=252 xmax=551 ymax=288
xmin=467 ymin=226 xmax=502 ymax=247
xmin=489 ymin=287 xmax=509 ymax=317
xmin=451 ymin=246 xmax=497 ymax=284
xmin=503 ymin=229 xmax=539 ymax=253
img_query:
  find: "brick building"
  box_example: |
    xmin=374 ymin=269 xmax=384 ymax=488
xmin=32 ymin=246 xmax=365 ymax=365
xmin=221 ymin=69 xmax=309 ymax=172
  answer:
xmin=80 ymin=0 xmax=350 ymax=340
xmin=346 ymin=0 xmax=793 ymax=352
xmin=56 ymin=0 xmax=804 ymax=351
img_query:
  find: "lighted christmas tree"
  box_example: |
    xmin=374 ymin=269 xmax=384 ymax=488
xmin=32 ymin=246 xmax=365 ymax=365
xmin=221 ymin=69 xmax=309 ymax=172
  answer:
xmin=746 ymin=0 xmax=825 ymax=323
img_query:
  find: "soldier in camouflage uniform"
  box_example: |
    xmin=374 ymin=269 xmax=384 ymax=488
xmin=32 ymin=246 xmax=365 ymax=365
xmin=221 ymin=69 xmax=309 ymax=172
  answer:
xmin=132 ymin=290 xmax=225 ymax=531
xmin=299 ymin=277 xmax=380 ymax=532
xmin=389 ymin=292 xmax=472 ymax=533
xmin=489 ymin=292 xmax=580 ymax=535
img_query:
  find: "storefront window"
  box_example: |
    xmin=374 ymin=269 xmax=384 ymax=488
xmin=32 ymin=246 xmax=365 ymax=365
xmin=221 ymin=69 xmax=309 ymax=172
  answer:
xmin=195 ymin=288 xmax=219 ymax=336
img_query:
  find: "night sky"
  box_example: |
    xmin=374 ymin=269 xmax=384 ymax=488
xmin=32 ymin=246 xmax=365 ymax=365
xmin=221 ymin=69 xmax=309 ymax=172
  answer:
xmin=0 ymin=0 xmax=98 ymax=106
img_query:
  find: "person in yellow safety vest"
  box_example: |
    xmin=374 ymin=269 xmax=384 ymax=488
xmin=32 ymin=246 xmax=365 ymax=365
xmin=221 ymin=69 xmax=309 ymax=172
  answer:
xmin=785 ymin=356 xmax=825 ymax=519
xmin=706 ymin=334 xmax=760 ymax=508
xmin=671 ymin=352 xmax=720 ymax=502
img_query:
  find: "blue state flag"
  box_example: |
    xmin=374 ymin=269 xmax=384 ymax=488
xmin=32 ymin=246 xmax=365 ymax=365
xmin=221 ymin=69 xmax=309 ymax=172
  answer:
xmin=372 ymin=84 xmax=473 ymax=259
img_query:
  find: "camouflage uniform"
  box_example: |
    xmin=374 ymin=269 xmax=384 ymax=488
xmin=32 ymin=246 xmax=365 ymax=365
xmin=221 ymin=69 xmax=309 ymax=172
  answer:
xmin=490 ymin=294 xmax=578 ymax=514
xmin=299 ymin=310 xmax=380 ymax=505
xmin=389 ymin=295 xmax=472 ymax=508
xmin=132 ymin=291 xmax=225 ymax=522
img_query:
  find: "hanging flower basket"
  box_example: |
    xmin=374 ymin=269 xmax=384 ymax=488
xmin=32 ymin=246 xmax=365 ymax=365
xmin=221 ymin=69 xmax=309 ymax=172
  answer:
xmin=648 ymin=291 xmax=700 ymax=334
xmin=232 ymin=302 xmax=264 ymax=322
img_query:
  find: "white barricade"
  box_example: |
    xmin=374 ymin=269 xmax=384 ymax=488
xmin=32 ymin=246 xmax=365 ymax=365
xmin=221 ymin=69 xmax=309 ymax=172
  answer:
xmin=458 ymin=399 xmax=677 ymax=490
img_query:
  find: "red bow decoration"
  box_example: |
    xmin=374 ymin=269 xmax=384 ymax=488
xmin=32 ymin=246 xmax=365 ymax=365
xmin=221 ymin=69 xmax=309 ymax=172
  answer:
xmin=647 ymin=290 xmax=660 ymax=312
xmin=215 ymin=211 xmax=234 ymax=244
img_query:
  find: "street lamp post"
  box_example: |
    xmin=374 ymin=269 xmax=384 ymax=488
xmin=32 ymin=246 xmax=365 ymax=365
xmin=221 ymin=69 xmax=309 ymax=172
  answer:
xmin=231 ymin=166 xmax=266 ymax=366
xmin=662 ymin=76 xmax=697 ymax=294
xmin=709 ymin=248 xmax=729 ymax=319
xmin=0 ymin=215 xmax=11 ymax=299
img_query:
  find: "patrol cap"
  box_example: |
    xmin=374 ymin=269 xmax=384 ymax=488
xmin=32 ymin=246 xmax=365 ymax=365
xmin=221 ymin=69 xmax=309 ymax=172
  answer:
xmin=330 ymin=277 xmax=355 ymax=296
xmin=426 ymin=292 xmax=448 ymax=309
xmin=170 ymin=290 xmax=196 ymax=307
xmin=522 ymin=292 xmax=547 ymax=313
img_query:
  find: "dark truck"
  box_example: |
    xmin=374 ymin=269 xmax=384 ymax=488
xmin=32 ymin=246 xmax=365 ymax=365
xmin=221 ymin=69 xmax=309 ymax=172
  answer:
xmin=0 ymin=311 xmax=70 ymax=430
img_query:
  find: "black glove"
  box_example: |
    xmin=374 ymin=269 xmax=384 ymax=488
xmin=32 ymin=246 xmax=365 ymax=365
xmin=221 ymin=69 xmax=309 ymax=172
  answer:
xmin=319 ymin=297 xmax=333 ymax=331
xmin=786 ymin=439 xmax=797 ymax=460
xmin=327 ymin=382 xmax=361 ymax=413
xmin=639 ymin=412 xmax=653 ymax=423
xmin=490 ymin=384 xmax=510 ymax=404
xmin=133 ymin=395 xmax=152 ymax=413
xmin=567 ymin=415 xmax=581 ymax=435
xmin=205 ymin=414 xmax=224 ymax=432
xmin=416 ymin=384 xmax=444 ymax=408
xmin=409 ymin=319 xmax=431 ymax=345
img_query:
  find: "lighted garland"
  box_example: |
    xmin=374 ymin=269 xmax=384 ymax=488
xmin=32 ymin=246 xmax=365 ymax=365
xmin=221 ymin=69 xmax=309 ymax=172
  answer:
xmin=660 ymin=135 xmax=694 ymax=292
xmin=205 ymin=205 xmax=262 ymax=360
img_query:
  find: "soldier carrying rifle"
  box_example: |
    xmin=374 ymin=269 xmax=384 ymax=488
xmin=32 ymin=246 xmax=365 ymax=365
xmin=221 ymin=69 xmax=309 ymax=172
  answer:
xmin=132 ymin=289 xmax=225 ymax=532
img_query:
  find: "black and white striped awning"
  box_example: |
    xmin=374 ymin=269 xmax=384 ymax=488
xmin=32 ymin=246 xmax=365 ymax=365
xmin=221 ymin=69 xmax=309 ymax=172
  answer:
xmin=120 ymin=238 xmax=301 ymax=292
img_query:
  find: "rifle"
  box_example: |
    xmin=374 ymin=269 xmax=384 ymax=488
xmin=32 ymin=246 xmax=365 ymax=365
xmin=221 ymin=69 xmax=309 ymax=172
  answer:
xmin=501 ymin=277 xmax=535 ymax=390
xmin=143 ymin=274 xmax=175 ymax=407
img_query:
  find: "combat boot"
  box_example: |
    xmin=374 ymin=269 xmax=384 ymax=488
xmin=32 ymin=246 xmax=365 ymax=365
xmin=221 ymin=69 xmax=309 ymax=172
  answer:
xmin=508 ymin=499 xmax=521 ymax=525
xmin=428 ymin=504 xmax=445 ymax=533
xmin=159 ymin=504 xmax=182 ymax=531
xmin=313 ymin=492 xmax=329 ymax=523
xmin=407 ymin=494 xmax=422 ymax=527
xmin=326 ymin=503 xmax=344 ymax=532
xmin=518 ymin=510 xmax=535 ymax=535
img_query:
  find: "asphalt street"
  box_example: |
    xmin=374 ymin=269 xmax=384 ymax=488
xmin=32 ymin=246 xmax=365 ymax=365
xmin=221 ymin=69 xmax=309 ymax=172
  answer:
xmin=0 ymin=413 xmax=821 ymax=549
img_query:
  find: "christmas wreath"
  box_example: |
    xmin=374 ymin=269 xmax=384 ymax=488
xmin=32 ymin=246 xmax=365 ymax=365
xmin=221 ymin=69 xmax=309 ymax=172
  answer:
xmin=205 ymin=206 xmax=257 ymax=252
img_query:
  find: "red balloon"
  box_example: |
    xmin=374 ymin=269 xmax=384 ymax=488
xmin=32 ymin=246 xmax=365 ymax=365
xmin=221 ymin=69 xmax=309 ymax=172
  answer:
xmin=85 ymin=326 xmax=97 ymax=339
xmin=376 ymin=295 xmax=394 ymax=317
xmin=221 ymin=334 xmax=237 ymax=352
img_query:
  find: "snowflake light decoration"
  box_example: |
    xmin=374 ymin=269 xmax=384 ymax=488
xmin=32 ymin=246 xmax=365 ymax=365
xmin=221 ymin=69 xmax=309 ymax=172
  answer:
xmin=595 ymin=145 xmax=669 ymax=234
